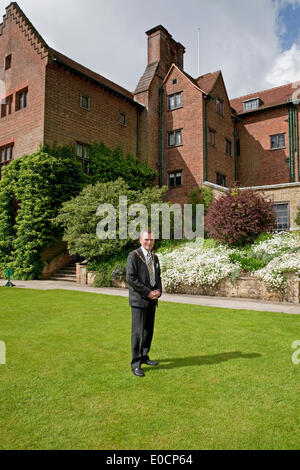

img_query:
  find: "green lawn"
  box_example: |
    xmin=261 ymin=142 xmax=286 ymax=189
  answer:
xmin=0 ymin=287 xmax=300 ymax=450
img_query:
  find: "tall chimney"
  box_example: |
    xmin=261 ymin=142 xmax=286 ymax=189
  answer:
xmin=145 ymin=25 xmax=185 ymax=78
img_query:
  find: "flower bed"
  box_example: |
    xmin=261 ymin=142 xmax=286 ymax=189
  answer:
xmin=158 ymin=233 xmax=300 ymax=302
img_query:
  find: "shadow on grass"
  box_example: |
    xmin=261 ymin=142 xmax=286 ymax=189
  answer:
xmin=147 ymin=352 xmax=261 ymax=371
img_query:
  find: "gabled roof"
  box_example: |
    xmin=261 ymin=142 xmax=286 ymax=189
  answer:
xmin=230 ymin=82 xmax=296 ymax=115
xmin=1 ymin=2 xmax=142 ymax=107
xmin=49 ymin=48 xmax=141 ymax=105
xmin=196 ymin=71 xmax=221 ymax=94
xmin=1 ymin=2 xmax=48 ymax=58
xmin=162 ymin=63 xmax=207 ymax=94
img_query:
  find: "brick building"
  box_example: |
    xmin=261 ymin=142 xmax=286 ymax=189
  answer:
xmin=0 ymin=2 xmax=300 ymax=231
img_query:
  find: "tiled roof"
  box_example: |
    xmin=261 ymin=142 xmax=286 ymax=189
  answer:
xmin=49 ymin=48 xmax=139 ymax=104
xmin=134 ymin=61 xmax=160 ymax=94
xmin=230 ymin=82 xmax=296 ymax=115
xmin=196 ymin=71 xmax=221 ymax=94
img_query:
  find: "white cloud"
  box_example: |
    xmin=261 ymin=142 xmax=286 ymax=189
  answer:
xmin=266 ymin=43 xmax=300 ymax=86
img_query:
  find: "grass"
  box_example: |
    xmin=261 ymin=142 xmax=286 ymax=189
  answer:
xmin=0 ymin=287 xmax=300 ymax=450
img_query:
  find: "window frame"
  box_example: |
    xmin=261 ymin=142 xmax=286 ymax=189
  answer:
xmin=80 ymin=94 xmax=90 ymax=111
xmin=270 ymin=133 xmax=285 ymax=150
xmin=5 ymin=54 xmax=12 ymax=70
xmin=225 ymin=138 xmax=232 ymax=156
xmin=76 ymin=142 xmax=90 ymax=174
xmin=273 ymin=202 xmax=290 ymax=232
xmin=120 ymin=112 xmax=127 ymax=126
xmin=216 ymin=97 xmax=224 ymax=116
xmin=0 ymin=143 xmax=14 ymax=179
xmin=168 ymin=170 xmax=183 ymax=188
xmin=15 ymin=87 xmax=28 ymax=111
xmin=216 ymin=172 xmax=227 ymax=187
xmin=243 ymin=98 xmax=261 ymax=112
xmin=167 ymin=92 xmax=182 ymax=111
xmin=1 ymin=94 xmax=13 ymax=118
xmin=208 ymin=128 xmax=216 ymax=146
xmin=168 ymin=129 xmax=182 ymax=147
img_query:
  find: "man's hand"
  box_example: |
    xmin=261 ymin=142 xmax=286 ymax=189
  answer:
xmin=148 ymin=290 xmax=161 ymax=300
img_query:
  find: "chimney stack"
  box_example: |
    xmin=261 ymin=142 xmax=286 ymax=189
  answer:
xmin=145 ymin=25 xmax=185 ymax=78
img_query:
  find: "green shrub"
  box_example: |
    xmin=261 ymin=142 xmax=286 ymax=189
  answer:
xmin=87 ymin=142 xmax=155 ymax=190
xmin=54 ymin=179 xmax=167 ymax=260
xmin=229 ymin=252 xmax=266 ymax=272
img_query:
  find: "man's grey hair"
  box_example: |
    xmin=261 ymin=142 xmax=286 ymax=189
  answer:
xmin=139 ymin=228 xmax=156 ymax=239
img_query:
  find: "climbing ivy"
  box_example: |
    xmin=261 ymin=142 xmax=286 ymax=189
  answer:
xmin=0 ymin=149 xmax=85 ymax=279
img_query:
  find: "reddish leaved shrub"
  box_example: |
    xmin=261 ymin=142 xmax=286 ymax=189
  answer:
xmin=205 ymin=189 xmax=276 ymax=246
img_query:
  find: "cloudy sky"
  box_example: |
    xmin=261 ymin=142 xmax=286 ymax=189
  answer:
xmin=3 ymin=0 xmax=300 ymax=98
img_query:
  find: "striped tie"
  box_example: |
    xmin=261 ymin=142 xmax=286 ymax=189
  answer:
xmin=146 ymin=252 xmax=155 ymax=287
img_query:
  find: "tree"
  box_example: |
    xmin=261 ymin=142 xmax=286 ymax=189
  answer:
xmin=205 ymin=189 xmax=276 ymax=246
xmin=53 ymin=178 xmax=167 ymax=260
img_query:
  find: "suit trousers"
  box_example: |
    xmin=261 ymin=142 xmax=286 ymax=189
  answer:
xmin=131 ymin=301 xmax=157 ymax=369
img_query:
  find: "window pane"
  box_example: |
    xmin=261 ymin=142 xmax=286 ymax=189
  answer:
xmin=81 ymin=96 xmax=89 ymax=109
xmin=77 ymin=144 xmax=83 ymax=158
xmin=169 ymin=173 xmax=175 ymax=187
xmin=168 ymin=133 xmax=175 ymax=146
xmin=273 ymin=204 xmax=289 ymax=231
xmin=175 ymin=93 xmax=181 ymax=108
xmin=19 ymin=93 xmax=24 ymax=109
xmin=1 ymin=149 xmax=5 ymax=162
xmin=168 ymin=95 xmax=175 ymax=110
xmin=278 ymin=134 xmax=285 ymax=147
xmin=175 ymin=130 xmax=182 ymax=145
xmin=270 ymin=135 xmax=277 ymax=149
xmin=176 ymin=172 xmax=182 ymax=186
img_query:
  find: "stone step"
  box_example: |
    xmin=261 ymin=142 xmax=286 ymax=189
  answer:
xmin=50 ymin=276 xmax=76 ymax=282
xmin=50 ymin=263 xmax=77 ymax=282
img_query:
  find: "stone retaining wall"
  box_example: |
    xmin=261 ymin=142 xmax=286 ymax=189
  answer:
xmin=76 ymin=264 xmax=300 ymax=304
xmin=165 ymin=273 xmax=300 ymax=304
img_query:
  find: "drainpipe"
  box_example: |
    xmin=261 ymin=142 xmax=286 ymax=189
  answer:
xmin=136 ymin=109 xmax=140 ymax=159
xmin=291 ymin=104 xmax=295 ymax=182
xmin=204 ymin=94 xmax=213 ymax=182
xmin=158 ymin=86 xmax=164 ymax=188
xmin=294 ymin=104 xmax=300 ymax=182
xmin=233 ymin=115 xmax=241 ymax=183
xmin=288 ymin=106 xmax=292 ymax=179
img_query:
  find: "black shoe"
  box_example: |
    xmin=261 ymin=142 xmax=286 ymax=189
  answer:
xmin=132 ymin=367 xmax=145 ymax=377
xmin=143 ymin=359 xmax=159 ymax=366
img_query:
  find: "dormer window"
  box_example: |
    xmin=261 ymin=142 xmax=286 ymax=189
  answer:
xmin=243 ymin=98 xmax=262 ymax=112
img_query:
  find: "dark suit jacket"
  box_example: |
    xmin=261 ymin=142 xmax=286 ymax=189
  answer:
xmin=126 ymin=247 xmax=162 ymax=308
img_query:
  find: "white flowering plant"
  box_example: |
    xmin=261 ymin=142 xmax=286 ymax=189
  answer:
xmin=252 ymin=232 xmax=300 ymax=289
xmin=158 ymin=241 xmax=241 ymax=291
xmin=158 ymin=232 xmax=300 ymax=291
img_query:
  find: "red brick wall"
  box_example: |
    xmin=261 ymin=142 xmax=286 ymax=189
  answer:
xmin=163 ymin=68 xmax=204 ymax=205
xmin=0 ymin=10 xmax=47 ymax=159
xmin=237 ymin=107 xmax=291 ymax=186
xmin=134 ymin=74 xmax=163 ymax=185
xmin=44 ymin=63 xmax=141 ymax=159
xmin=205 ymin=74 xmax=236 ymax=188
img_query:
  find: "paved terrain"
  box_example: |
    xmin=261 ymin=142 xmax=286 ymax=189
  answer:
xmin=4 ymin=279 xmax=300 ymax=314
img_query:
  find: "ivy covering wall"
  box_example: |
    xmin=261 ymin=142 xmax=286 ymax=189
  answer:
xmin=0 ymin=149 xmax=85 ymax=279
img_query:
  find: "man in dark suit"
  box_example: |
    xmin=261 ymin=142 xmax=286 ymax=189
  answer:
xmin=126 ymin=229 xmax=162 ymax=377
